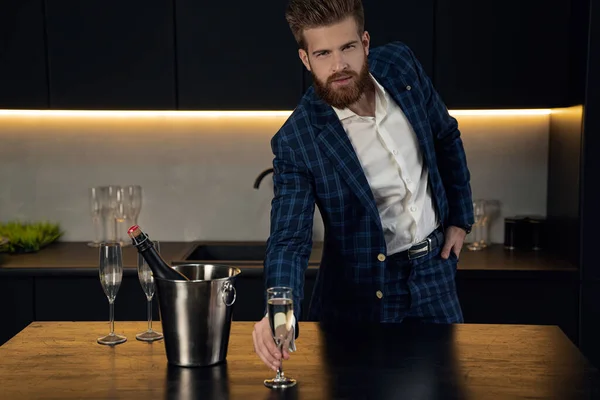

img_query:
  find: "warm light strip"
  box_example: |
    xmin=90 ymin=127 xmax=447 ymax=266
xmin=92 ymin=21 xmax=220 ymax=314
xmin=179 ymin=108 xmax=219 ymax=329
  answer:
xmin=0 ymin=109 xmax=552 ymax=117
xmin=449 ymin=109 xmax=552 ymax=116
xmin=0 ymin=110 xmax=294 ymax=118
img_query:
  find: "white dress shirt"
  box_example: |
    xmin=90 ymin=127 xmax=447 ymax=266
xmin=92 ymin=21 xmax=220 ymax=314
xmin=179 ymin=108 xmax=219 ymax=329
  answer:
xmin=332 ymin=74 xmax=438 ymax=254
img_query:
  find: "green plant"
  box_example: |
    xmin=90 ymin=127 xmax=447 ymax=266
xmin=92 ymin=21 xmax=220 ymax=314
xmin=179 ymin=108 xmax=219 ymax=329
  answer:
xmin=0 ymin=221 xmax=63 ymax=254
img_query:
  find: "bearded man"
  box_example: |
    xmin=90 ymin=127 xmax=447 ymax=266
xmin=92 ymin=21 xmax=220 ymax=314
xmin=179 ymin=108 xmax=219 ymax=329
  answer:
xmin=252 ymin=0 xmax=475 ymax=372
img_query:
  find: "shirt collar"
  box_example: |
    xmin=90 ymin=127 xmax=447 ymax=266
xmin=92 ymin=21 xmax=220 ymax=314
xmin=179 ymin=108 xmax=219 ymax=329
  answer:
xmin=332 ymin=73 xmax=388 ymax=121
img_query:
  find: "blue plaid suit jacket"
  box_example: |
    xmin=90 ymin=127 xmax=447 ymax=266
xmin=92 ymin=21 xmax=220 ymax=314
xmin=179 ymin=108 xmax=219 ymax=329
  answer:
xmin=265 ymin=41 xmax=474 ymax=324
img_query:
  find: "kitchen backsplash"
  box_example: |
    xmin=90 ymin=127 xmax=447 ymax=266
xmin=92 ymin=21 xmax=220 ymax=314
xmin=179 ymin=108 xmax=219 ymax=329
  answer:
xmin=0 ymin=112 xmax=549 ymax=244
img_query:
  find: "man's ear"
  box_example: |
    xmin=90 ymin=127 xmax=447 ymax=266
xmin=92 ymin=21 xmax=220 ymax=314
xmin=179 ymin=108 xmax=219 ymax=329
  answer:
xmin=362 ymin=30 xmax=370 ymax=56
xmin=299 ymin=49 xmax=311 ymax=71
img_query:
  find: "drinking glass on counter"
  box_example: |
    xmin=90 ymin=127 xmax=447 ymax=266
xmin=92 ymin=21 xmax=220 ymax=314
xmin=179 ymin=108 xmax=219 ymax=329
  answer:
xmin=88 ymin=187 xmax=104 ymax=247
xmin=87 ymin=185 xmax=143 ymax=247
xmin=467 ymin=199 xmax=487 ymax=251
xmin=264 ymin=286 xmax=297 ymax=389
xmin=126 ymin=185 xmax=143 ymax=226
xmin=136 ymin=240 xmax=163 ymax=342
xmin=97 ymin=243 xmax=127 ymax=345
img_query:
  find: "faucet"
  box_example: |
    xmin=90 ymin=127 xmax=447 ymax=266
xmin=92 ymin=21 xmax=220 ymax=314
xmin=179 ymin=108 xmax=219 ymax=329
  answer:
xmin=254 ymin=168 xmax=274 ymax=189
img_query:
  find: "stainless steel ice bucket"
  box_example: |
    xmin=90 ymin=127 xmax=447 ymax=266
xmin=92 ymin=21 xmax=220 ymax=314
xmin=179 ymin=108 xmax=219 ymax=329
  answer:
xmin=154 ymin=263 xmax=241 ymax=367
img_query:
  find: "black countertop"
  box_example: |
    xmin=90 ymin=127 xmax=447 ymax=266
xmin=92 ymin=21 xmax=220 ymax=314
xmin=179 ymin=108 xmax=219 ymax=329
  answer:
xmin=0 ymin=241 xmax=578 ymax=278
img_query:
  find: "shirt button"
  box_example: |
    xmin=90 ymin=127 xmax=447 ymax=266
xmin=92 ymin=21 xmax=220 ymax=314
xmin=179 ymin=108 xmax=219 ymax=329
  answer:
xmin=392 ymin=149 xmax=398 ymax=155
xmin=376 ymin=290 xmax=383 ymax=299
xmin=406 ymin=178 xmax=412 ymax=183
xmin=410 ymin=206 xmax=417 ymax=212
xmin=377 ymin=253 xmax=386 ymax=262
xmin=406 ymin=85 xmax=412 ymax=91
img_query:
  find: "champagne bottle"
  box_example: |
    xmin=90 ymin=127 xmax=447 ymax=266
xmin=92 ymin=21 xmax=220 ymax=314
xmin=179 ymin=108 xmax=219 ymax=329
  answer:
xmin=127 ymin=225 xmax=190 ymax=281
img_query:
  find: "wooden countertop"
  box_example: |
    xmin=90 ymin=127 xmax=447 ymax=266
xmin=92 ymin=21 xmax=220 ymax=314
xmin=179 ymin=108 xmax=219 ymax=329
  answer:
xmin=0 ymin=321 xmax=598 ymax=399
xmin=0 ymin=241 xmax=577 ymax=277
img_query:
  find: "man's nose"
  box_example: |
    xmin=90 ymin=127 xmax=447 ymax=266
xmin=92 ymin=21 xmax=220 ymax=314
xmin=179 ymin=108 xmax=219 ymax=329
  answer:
xmin=331 ymin=52 xmax=348 ymax=73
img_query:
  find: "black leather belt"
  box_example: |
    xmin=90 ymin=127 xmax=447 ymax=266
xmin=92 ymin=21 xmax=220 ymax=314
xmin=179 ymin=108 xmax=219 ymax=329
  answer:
xmin=388 ymin=226 xmax=445 ymax=261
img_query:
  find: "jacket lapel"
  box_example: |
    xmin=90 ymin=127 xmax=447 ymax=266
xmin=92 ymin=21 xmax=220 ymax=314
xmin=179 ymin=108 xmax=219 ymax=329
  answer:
xmin=312 ymin=98 xmax=382 ymax=230
xmin=375 ymin=74 xmax=430 ymax=163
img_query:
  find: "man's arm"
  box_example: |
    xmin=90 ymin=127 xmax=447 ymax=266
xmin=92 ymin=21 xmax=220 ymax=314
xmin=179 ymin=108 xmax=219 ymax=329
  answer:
xmin=264 ymin=132 xmax=315 ymax=327
xmin=406 ymin=47 xmax=474 ymax=228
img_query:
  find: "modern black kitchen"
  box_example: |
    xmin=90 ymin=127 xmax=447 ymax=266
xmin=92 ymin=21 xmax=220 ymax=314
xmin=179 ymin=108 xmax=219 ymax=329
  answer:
xmin=1 ymin=0 xmax=600 ymax=398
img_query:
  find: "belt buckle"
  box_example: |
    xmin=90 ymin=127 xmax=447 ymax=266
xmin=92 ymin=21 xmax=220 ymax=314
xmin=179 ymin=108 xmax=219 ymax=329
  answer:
xmin=407 ymin=237 xmax=432 ymax=260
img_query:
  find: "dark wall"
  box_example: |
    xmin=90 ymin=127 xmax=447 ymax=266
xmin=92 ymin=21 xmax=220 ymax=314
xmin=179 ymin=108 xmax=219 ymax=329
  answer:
xmin=579 ymin=0 xmax=600 ymax=368
xmin=547 ymin=107 xmax=583 ymax=268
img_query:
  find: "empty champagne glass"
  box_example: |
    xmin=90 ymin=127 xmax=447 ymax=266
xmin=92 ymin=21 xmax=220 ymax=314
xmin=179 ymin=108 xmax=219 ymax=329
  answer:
xmin=114 ymin=186 xmax=133 ymax=246
xmin=136 ymin=240 xmax=163 ymax=342
xmin=264 ymin=287 xmax=297 ymax=389
xmin=127 ymin=185 xmax=142 ymax=226
xmin=88 ymin=187 xmax=103 ymax=247
xmin=97 ymin=243 xmax=127 ymax=345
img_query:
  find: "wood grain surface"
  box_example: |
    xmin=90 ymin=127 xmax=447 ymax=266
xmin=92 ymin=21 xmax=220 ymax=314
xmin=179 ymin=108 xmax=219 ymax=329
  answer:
xmin=0 ymin=321 xmax=598 ymax=399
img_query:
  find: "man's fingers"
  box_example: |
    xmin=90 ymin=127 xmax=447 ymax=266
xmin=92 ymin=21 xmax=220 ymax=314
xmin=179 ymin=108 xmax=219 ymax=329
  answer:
xmin=441 ymin=241 xmax=453 ymax=259
xmin=253 ymin=325 xmax=279 ymax=371
xmin=261 ymin=334 xmax=281 ymax=368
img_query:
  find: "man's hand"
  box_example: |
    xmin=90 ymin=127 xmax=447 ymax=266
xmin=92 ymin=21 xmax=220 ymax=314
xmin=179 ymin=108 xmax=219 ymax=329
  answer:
xmin=252 ymin=316 xmax=291 ymax=371
xmin=440 ymin=225 xmax=467 ymax=259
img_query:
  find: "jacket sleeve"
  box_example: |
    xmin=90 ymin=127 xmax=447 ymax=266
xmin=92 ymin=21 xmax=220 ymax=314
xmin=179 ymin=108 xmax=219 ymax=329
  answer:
xmin=406 ymin=46 xmax=474 ymax=228
xmin=264 ymin=131 xmax=315 ymax=331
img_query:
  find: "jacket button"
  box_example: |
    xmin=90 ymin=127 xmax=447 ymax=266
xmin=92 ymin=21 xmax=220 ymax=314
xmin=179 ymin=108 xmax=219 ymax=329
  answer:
xmin=376 ymin=290 xmax=383 ymax=299
xmin=377 ymin=253 xmax=386 ymax=262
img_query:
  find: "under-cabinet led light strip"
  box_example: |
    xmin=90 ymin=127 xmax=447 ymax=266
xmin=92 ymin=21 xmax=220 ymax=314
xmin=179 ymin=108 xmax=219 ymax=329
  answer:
xmin=0 ymin=109 xmax=552 ymax=118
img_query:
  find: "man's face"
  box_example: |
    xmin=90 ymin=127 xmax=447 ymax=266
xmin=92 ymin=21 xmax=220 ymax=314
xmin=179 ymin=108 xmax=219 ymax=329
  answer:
xmin=299 ymin=16 xmax=371 ymax=109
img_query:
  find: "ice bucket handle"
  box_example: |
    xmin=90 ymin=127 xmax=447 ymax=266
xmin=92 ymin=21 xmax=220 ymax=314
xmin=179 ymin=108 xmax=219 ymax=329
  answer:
xmin=221 ymin=281 xmax=236 ymax=306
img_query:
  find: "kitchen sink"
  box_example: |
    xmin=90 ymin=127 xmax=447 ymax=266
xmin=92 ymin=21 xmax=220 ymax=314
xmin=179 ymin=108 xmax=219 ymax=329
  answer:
xmin=183 ymin=243 xmax=267 ymax=263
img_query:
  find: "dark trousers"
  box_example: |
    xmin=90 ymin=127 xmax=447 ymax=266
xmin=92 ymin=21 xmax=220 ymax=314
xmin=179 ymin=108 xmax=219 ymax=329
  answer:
xmin=383 ymin=228 xmax=464 ymax=324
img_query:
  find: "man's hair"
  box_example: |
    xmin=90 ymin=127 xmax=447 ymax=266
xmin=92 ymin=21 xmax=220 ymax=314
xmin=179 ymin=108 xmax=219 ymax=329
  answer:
xmin=285 ymin=0 xmax=365 ymax=50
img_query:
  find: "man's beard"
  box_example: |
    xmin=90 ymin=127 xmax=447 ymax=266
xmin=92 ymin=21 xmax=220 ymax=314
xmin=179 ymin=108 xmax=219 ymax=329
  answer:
xmin=312 ymin=57 xmax=372 ymax=109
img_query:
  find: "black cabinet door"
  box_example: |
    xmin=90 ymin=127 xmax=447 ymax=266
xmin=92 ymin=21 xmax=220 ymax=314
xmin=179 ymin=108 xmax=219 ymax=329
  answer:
xmin=0 ymin=277 xmax=34 ymax=346
xmin=176 ymin=1 xmax=303 ymax=110
xmin=456 ymin=273 xmax=580 ymax=345
xmin=44 ymin=0 xmax=176 ymax=109
xmin=434 ymin=0 xmax=572 ymax=109
xmin=35 ymin=276 xmax=150 ymax=322
xmin=0 ymin=0 xmax=48 ymax=109
xmin=303 ymin=0 xmax=435 ymax=93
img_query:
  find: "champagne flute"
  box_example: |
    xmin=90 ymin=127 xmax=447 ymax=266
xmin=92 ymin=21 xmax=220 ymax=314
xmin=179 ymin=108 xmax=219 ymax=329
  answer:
xmin=136 ymin=240 xmax=163 ymax=342
xmin=127 ymin=185 xmax=142 ymax=226
xmin=264 ymin=287 xmax=297 ymax=389
xmin=97 ymin=243 xmax=127 ymax=345
xmin=88 ymin=187 xmax=103 ymax=247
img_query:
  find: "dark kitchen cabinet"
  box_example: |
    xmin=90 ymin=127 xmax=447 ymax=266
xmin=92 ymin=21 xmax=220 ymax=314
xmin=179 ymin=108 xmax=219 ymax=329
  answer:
xmin=434 ymin=0 xmax=573 ymax=109
xmin=0 ymin=0 xmax=48 ymax=109
xmin=456 ymin=272 xmax=580 ymax=346
xmin=302 ymin=0 xmax=435 ymax=93
xmin=0 ymin=277 xmax=34 ymax=346
xmin=44 ymin=0 xmax=176 ymax=109
xmin=175 ymin=1 xmax=303 ymax=110
xmin=34 ymin=276 xmax=151 ymax=322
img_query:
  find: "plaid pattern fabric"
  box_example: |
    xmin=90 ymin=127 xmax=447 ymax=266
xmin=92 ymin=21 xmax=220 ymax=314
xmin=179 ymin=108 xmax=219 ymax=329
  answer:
xmin=264 ymin=41 xmax=474 ymax=323
xmin=384 ymin=230 xmax=463 ymax=323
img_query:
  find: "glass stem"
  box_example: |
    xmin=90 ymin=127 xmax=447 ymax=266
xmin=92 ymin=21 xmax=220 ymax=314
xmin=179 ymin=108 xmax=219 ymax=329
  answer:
xmin=109 ymin=300 xmax=115 ymax=335
xmin=147 ymin=298 xmax=152 ymax=331
xmin=276 ymin=341 xmax=284 ymax=380
xmin=93 ymin=216 xmax=102 ymax=243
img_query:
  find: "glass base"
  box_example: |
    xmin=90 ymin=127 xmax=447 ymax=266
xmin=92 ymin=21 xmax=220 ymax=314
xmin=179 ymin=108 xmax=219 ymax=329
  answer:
xmin=264 ymin=377 xmax=297 ymax=389
xmin=136 ymin=330 xmax=163 ymax=342
xmin=97 ymin=333 xmax=127 ymax=345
